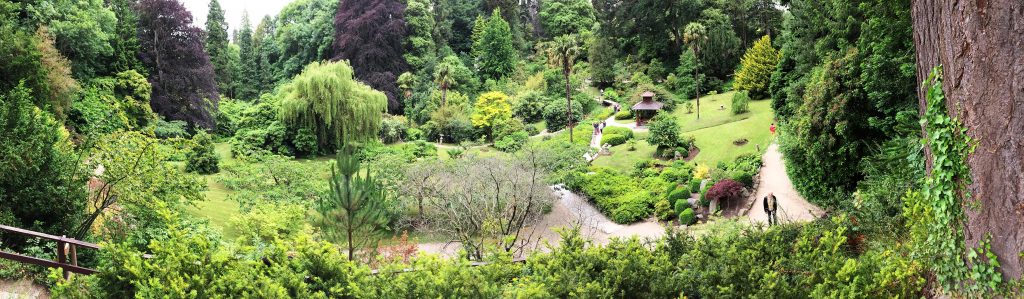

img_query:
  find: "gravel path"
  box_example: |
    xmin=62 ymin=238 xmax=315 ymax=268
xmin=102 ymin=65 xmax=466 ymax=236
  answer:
xmin=746 ymin=143 xmax=824 ymax=225
xmin=417 ymin=186 xmax=666 ymax=257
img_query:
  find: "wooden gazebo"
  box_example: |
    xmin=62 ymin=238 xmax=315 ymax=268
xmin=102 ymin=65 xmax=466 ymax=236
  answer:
xmin=631 ymin=91 xmax=664 ymax=126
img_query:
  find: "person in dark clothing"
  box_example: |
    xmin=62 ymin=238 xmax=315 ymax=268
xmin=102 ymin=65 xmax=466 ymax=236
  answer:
xmin=763 ymin=192 xmax=779 ymax=226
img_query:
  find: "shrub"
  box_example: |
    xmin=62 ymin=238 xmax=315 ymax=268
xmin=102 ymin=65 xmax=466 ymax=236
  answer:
xmin=647 ymin=112 xmax=680 ymax=149
xmin=614 ymin=110 xmax=632 ymax=120
xmin=729 ymin=170 xmax=754 ymax=188
xmin=525 ymin=124 xmax=540 ymax=136
xmin=693 ymin=164 xmax=710 ymax=180
xmin=494 ymin=131 xmax=529 ymax=152
xmin=689 ymin=178 xmax=702 ymax=193
xmin=154 ymin=118 xmax=189 ymax=139
xmin=674 ymin=198 xmax=689 ymax=215
xmin=705 ymin=179 xmax=745 ymax=208
xmin=731 ymin=91 xmax=750 ymax=114
xmin=601 ymin=134 xmax=627 ymax=146
xmin=610 ymin=193 xmax=650 ymax=224
xmin=513 ymin=91 xmax=547 ymax=123
xmin=655 ymin=199 xmax=674 ymax=221
xmin=678 ymin=208 xmax=696 ymax=225
xmin=543 ymin=99 xmax=584 ymax=131
xmin=406 ymin=127 xmax=424 ymax=141
xmin=594 ymin=107 xmax=615 ymax=121
xmin=380 ymin=115 xmax=408 ymax=144
xmin=668 ymin=189 xmax=690 ymax=206
xmin=186 ymin=131 xmax=220 ymax=174
xmin=603 ymin=126 xmax=633 ymax=139
xmin=293 ymin=128 xmax=318 ymax=157
xmin=447 ymin=148 xmax=464 ymax=159
xmin=626 ymin=139 xmax=637 ymax=151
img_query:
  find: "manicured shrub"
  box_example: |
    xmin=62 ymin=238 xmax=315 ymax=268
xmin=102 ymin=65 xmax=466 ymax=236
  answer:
xmin=655 ymin=199 xmax=674 ymax=221
xmin=186 ymin=131 xmax=220 ymax=174
xmin=614 ymin=110 xmax=632 ymax=120
xmin=731 ymin=91 xmax=750 ymax=114
xmin=601 ymin=133 xmax=627 ymax=146
xmin=705 ymin=179 xmax=745 ymax=208
xmin=678 ymin=208 xmax=696 ymax=225
xmin=689 ymin=178 xmax=703 ymax=193
xmin=667 ymin=188 xmax=690 ymax=206
xmin=674 ymin=198 xmax=689 ymax=215
xmin=610 ymin=194 xmax=650 ymax=224
xmin=603 ymin=126 xmax=634 ymax=139
xmin=729 ymin=170 xmax=754 ymax=188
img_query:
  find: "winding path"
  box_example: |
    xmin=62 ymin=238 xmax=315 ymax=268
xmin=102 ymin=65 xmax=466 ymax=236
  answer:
xmin=417 ymin=186 xmax=666 ymax=257
xmin=746 ymin=143 xmax=824 ymax=224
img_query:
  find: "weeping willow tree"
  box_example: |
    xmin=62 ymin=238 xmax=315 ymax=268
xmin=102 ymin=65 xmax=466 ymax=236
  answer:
xmin=280 ymin=61 xmax=388 ymax=151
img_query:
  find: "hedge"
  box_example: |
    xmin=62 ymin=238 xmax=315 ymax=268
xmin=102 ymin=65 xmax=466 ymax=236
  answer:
xmin=601 ymin=134 xmax=627 ymax=146
xmin=603 ymin=126 xmax=634 ymax=139
xmin=679 ymin=208 xmax=696 ymax=225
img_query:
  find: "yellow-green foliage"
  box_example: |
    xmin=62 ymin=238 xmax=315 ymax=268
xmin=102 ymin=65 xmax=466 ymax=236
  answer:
xmin=471 ymin=91 xmax=513 ymax=135
xmin=733 ymin=35 xmax=780 ymax=98
xmin=279 ymin=61 xmax=387 ymax=151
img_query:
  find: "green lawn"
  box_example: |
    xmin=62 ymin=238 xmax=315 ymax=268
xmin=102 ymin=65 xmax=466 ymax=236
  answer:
xmin=686 ymin=97 xmax=774 ymax=166
xmin=592 ymin=92 xmax=774 ymax=170
xmin=591 ymin=139 xmax=657 ymax=169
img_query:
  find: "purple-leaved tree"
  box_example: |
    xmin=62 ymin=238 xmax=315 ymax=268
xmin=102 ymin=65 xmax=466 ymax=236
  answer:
xmin=137 ymin=0 xmax=219 ymax=129
xmin=333 ymin=0 xmax=408 ymax=114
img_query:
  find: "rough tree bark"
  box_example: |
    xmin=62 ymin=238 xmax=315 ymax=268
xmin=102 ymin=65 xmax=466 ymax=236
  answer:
xmin=912 ymin=0 xmax=1024 ymax=278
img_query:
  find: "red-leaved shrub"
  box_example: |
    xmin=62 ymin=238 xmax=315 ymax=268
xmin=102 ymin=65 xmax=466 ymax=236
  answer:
xmin=705 ymin=179 xmax=745 ymax=206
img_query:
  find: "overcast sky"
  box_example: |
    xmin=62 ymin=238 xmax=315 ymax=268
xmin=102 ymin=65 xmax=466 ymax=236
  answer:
xmin=180 ymin=0 xmax=294 ymax=34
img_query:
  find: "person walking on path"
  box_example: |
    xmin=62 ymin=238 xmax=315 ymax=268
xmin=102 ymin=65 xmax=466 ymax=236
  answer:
xmin=593 ymin=123 xmax=599 ymax=135
xmin=763 ymin=192 xmax=779 ymax=226
xmin=769 ymin=122 xmax=776 ymax=136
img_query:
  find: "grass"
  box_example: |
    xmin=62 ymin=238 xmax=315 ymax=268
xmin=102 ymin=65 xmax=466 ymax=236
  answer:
xmin=591 ymin=139 xmax=657 ymax=169
xmin=592 ymin=91 xmax=774 ymax=169
xmin=686 ymin=96 xmax=773 ymax=166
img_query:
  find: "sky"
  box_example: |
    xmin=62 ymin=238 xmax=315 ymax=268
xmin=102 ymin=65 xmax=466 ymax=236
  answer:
xmin=180 ymin=0 xmax=294 ymax=34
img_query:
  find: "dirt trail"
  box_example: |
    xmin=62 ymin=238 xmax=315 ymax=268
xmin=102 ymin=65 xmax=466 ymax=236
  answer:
xmin=746 ymin=143 xmax=824 ymax=224
xmin=417 ymin=186 xmax=666 ymax=257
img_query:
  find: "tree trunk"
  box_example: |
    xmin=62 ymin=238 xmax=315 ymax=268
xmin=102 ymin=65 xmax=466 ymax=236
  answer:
xmin=694 ymin=56 xmax=701 ymax=120
xmin=912 ymin=0 xmax=1024 ymax=278
xmin=565 ymin=64 xmax=573 ymax=142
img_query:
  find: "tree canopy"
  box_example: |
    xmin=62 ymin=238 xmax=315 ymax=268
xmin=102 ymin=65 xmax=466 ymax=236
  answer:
xmin=279 ymin=60 xmax=388 ymax=152
xmin=333 ymin=0 xmax=408 ymax=114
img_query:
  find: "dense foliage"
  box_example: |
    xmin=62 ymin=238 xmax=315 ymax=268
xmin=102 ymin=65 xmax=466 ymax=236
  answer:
xmin=137 ymin=0 xmax=220 ymax=129
xmin=733 ymin=35 xmax=778 ymax=99
xmin=279 ymin=61 xmax=388 ymax=152
xmin=333 ymin=0 xmax=408 ymax=113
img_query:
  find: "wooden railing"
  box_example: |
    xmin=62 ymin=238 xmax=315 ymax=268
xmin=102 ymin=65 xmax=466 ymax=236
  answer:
xmin=0 ymin=224 xmax=100 ymax=278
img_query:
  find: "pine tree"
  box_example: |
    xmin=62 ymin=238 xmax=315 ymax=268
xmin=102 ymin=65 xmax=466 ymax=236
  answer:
xmin=733 ymin=35 xmax=779 ymax=99
xmin=235 ymin=12 xmax=259 ymax=100
xmin=315 ymin=147 xmax=389 ymax=260
xmin=205 ymin=0 xmax=232 ymax=98
xmin=109 ymin=0 xmax=145 ymax=75
xmin=404 ymin=0 xmax=436 ymax=74
xmin=476 ymin=9 xmax=517 ymax=81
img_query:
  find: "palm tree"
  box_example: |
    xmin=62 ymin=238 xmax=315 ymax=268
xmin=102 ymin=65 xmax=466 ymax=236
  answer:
xmin=545 ymin=34 xmax=582 ymax=142
xmin=434 ymin=62 xmax=455 ymax=107
xmin=684 ymin=22 xmax=707 ymax=119
xmin=397 ymin=72 xmax=415 ymax=100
